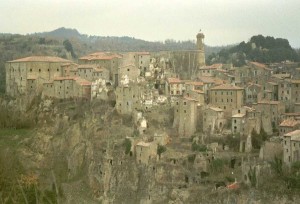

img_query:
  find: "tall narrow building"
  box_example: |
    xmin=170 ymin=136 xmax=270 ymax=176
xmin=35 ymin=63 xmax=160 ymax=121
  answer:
xmin=196 ymin=32 xmax=205 ymax=67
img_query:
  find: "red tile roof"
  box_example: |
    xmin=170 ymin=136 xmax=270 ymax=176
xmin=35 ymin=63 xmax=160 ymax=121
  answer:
xmin=8 ymin=56 xmax=71 ymax=63
xmin=167 ymin=78 xmax=182 ymax=84
xmin=249 ymin=61 xmax=272 ymax=71
xmin=79 ymin=52 xmax=122 ymax=61
xmin=75 ymin=78 xmax=92 ymax=86
xmin=199 ymin=63 xmax=223 ymax=70
xmin=210 ymin=84 xmax=243 ymax=90
xmin=53 ymin=77 xmax=77 ymax=81
xmin=185 ymin=81 xmax=204 ymax=86
xmin=198 ymin=76 xmax=224 ymax=85
xmin=279 ymin=119 xmax=300 ymax=127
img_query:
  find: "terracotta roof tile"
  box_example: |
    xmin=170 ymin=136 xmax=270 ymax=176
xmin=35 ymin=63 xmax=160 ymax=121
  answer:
xmin=79 ymin=52 xmax=122 ymax=61
xmin=284 ymin=129 xmax=300 ymax=137
xmin=210 ymin=84 xmax=243 ymax=90
xmin=279 ymin=119 xmax=300 ymax=127
xmin=8 ymin=56 xmax=71 ymax=63
xmin=167 ymin=78 xmax=182 ymax=84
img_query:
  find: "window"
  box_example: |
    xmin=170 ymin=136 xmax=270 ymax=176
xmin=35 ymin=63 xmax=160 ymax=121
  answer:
xmin=184 ymin=110 xmax=186 ymax=113
xmin=234 ymin=120 xmax=236 ymax=123
xmin=184 ymin=102 xmax=186 ymax=105
xmin=30 ymin=69 xmax=32 ymax=72
xmin=39 ymin=69 xmax=41 ymax=72
xmin=57 ymin=69 xmax=59 ymax=72
xmin=48 ymin=69 xmax=50 ymax=72
xmin=127 ymin=69 xmax=130 ymax=71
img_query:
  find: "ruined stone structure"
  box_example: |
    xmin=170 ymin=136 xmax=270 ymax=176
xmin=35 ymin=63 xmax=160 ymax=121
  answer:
xmin=259 ymin=139 xmax=283 ymax=161
xmin=135 ymin=141 xmax=157 ymax=165
xmin=253 ymin=100 xmax=285 ymax=134
xmin=6 ymin=56 xmax=71 ymax=96
xmin=232 ymin=106 xmax=261 ymax=136
xmin=196 ymin=32 xmax=205 ymax=67
xmin=202 ymin=106 xmax=226 ymax=134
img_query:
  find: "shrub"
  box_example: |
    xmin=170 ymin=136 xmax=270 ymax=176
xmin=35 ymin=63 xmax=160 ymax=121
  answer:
xmin=192 ymin=142 xmax=207 ymax=152
xmin=157 ymin=145 xmax=166 ymax=158
xmin=188 ymin=154 xmax=196 ymax=163
xmin=123 ymin=138 xmax=131 ymax=155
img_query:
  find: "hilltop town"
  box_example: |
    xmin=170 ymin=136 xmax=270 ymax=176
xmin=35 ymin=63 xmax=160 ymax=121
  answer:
xmin=1 ymin=32 xmax=300 ymax=203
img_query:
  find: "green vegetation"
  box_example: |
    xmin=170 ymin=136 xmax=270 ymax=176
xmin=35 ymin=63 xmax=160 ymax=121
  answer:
xmin=0 ymin=128 xmax=31 ymax=148
xmin=248 ymin=166 xmax=257 ymax=187
xmin=191 ymin=142 xmax=207 ymax=152
xmin=157 ymin=144 xmax=167 ymax=158
xmin=251 ymin=128 xmax=268 ymax=149
xmin=188 ymin=154 xmax=196 ymax=163
xmin=211 ymin=158 xmax=226 ymax=173
xmin=207 ymin=35 xmax=299 ymax=66
xmin=123 ymin=138 xmax=132 ymax=155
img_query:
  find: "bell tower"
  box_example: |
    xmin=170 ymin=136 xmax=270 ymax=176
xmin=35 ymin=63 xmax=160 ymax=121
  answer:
xmin=196 ymin=31 xmax=205 ymax=67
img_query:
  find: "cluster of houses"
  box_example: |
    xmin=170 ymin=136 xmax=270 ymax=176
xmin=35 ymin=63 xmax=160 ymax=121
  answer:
xmin=5 ymin=32 xmax=300 ymax=168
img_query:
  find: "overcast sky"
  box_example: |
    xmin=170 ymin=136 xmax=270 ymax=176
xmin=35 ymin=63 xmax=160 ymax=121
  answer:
xmin=1 ymin=0 xmax=300 ymax=47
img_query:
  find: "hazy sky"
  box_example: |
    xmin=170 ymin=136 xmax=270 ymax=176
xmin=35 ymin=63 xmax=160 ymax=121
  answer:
xmin=1 ymin=0 xmax=300 ymax=47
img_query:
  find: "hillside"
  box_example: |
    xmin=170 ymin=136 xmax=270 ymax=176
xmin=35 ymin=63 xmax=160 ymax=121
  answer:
xmin=207 ymin=35 xmax=300 ymax=66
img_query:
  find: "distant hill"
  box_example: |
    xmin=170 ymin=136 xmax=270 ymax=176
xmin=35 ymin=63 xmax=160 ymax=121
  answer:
xmin=207 ymin=35 xmax=299 ymax=66
xmin=33 ymin=27 xmax=81 ymax=39
xmin=31 ymin=27 xmax=225 ymax=55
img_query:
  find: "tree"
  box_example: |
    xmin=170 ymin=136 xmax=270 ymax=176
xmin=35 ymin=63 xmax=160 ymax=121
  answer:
xmin=63 ymin=39 xmax=76 ymax=58
xmin=157 ymin=145 xmax=166 ymax=158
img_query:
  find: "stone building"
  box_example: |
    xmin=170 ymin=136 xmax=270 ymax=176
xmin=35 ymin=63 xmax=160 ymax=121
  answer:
xmin=283 ymin=130 xmax=300 ymax=166
xmin=42 ymin=77 xmax=91 ymax=100
xmin=259 ymin=139 xmax=283 ymax=162
xmin=165 ymin=77 xmax=185 ymax=96
xmin=279 ymin=119 xmax=300 ymax=136
xmin=196 ymin=32 xmax=205 ymax=67
xmin=135 ymin=141 xmax=157 ymax=165
xmin=77 ymin=64 xmax=109 ymax=82
xmin=134 ymin=52 xmax=150 ymax=72
xmin=231 ymin=106 xmax=261 ymax=136
xmin=118 ymin=64 xmax=140 ymax=85
xmin=115 ymin=83 xmax=144 ymax=114
xmin=253 ymin=100 xmax=285 ymax=134
xmin=198 ymin=64 xmax=222 ymax=77
xmin=278 ymin=79 xmax=300 ymax=112
xmin=202 ymin=106 xmax=226 ymax=134
xmin=184 ymin=81 xmax=205 ymax=105
xmin=209 ymin=84 xmax=244 ymax=116
xmin=78 ymin=52 xmax=122 ymax=85
xmin=248 ymin=62 xmax=272 ymax=85
xmin=245 ymin=83 xmax=261 ymax=105
xmin=6 ymin=56 xmax=71 ymax=96
xmin=173 ymin=97 xmax=198 ymax=137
